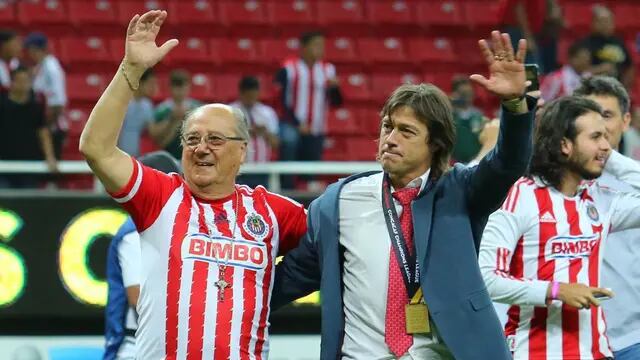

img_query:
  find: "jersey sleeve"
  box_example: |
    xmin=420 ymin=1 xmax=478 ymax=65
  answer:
xmin=604 ymin=151 xmax=640 ymax=232
xmin=118 ymin=231 xmax=141 ymax=288
xmin=46 ymin=60 xmax=67 ymax=106
xmin=478 ymin=182 xmax=550 ymax=306
xmin=264 ymin=190 xmax=307 ymax=255
xmin=108 ymin=156 xmax=182 ymax=232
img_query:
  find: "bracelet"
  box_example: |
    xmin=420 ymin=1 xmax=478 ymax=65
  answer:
xmin=501 ymin=95 xmax=527 ymax=113
xmin=551 ymin=281 xmax=560 ymax=300
xmin=120 ymin=60 xmax=140 ymax=92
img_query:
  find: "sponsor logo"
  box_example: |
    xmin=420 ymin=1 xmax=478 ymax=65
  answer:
xmin=182 ymin=233 xmax=267 ymax=270
xmin=243 ymin=213 xmax=268 ymax=239
xmin=545 ymin=234 xmax=599 ymax=260
xmin=539 ymin=211 xmax=556 ymax=223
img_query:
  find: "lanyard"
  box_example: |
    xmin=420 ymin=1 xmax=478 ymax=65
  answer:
xmin=381 ymin=174 xmax=427 ymax=298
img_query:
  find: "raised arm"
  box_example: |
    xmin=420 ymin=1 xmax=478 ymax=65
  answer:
xmin=603 ymin=151 xmax=640 ymax=232
xmin=465 ymin=31 xmax=535 ymax=216
xmin=78 ymin=10 xmax=178 ymax=192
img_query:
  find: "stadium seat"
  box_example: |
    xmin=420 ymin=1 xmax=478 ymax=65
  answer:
xmin=261 ymin=38 xmax=300 ymax=66
xmin=0 ymin=1 xmax=16 ymax=27
xmin=317 ymin=0 xmax=366 ymax=34
xmin=59 ymin=37 xmax=112 ymax=67
xmin=17 ymin=0 xmax=69 ymax=26
xmin=213 ymin=74 xmax=241 ymax=102
xmin=218 ymin=0 xmax=269 ymax=33
xmin=268 ymin=1 xmax=316 ymax=26
xmin=454 ymin=36 xmax=486 ymax=71
xmin=416 ymin=1 xmax=465 ymax=29
xmin=322 ymin=135 xmax=350 ymax=161
xmin=211 ymin=38 xmax=262 ymax=69
xmin=116 ymin=1 xmax=168 ymax=25
xmin=562 ymin=3 xmax=592 ymax=35
xmin=613 ymin=4 xmax=640 ymax=32
xmin=66 ymin=73 xmax=107 ymax=104
xmin=370 ymin=73 xmax=422 ymax=103
xmin=325 ymin=37 xmax=359 ymax=65
xmin=68 ymin=0 xmax=117 ymax=27
xmin=423 ymin=71 xmax=459 ymax=93
xmin=65 ymin=107 xmax=91 ymax=137
xmin=348 ymin=136 xmax=378 ymax=161
xmin=338 ymin=73 xmax=372 ymax=103
xmin=189 ymin=73 xmax=216 ymax=102
xmin=359 ymin=105 xmax=382 ymax=135
xmin=366 ymin=1 xmax=414 ymax=26
xmin=167 ymin=0 xmax=216 ymax=25
xmin=326 ymin=107 xmax=359 ymax=135
xmin=407 ymin=37 xmax=456 ymax=64
xmin=357 ymin=37 xmax=408 ymax=67
xmin=163 ymin=37 xmax=210 ymax=67
xmin=464 ymin=1 xmax=501 ymax=29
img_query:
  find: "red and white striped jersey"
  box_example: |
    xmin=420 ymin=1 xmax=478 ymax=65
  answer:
xmin=282 ymin=57 xmax=336 ymax=135
xmin=540 ymin=65 xmax=584 ymax=103
xmin=479 ymin=151 xmax=640 ymax=360
xmin=109 ymin=157 xmax=307 ymax=360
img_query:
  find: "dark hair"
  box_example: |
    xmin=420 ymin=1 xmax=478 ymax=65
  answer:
xmin=239 ymin=76 xmax=260 ymax=92
xmin=573 ymin=75 xmax=630 ymax=114
xmin=451 ymin=75 xmax=470 ymax=92
xmin=0 ymin=29 xmax=17 ymax=47
xmin=10 ymin=65 xmax=29 ymax=80
xmin=300 ymin=31 xmax=323 ymax=47
xmin=380 ymin=83 xmax=455 ymax=180
xmin=568 ymin=41 xmax=589 ymax=59
xmin=24 ymin=32 xmax=48 ymax=49
xmin=169 ymin=69 xmax=189 ymax=87
xmin=140 ymin=69 xmax=155 ymax=83
xmin=529 ymin=96 xmax=603 ymax=188
xmin=138 ymin=150 xmax=181 ymax=174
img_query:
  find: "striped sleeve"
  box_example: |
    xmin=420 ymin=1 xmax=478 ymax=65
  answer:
xmin=479 ymin=184 xmax=550 ymax=306
xmin=108 ymin=156 xmax=182 ymax=232
xmin=604 ymin=151 xmax=640 ymax=232
xmin=263 ymin=189 xmax=307 ymax=255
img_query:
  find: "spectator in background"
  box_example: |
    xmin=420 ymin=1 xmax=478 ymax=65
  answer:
xmin=231 ymin=76 xmax=279 ymax=188
xmin=450 ymin=76 xmax=485 ymax=164
xmin=579 ymin=5 xmax=634 ymax=89
xmin=0 ymin=66 xmax=57 ymax=188
xmin=24 ymin=32 xmax=67 ymax=160
xmin=623 ymin=107 xmax=640 ymax=160
xmin=498 ymin=0 xmax=563 ymax=74
xmin=104 ymin=151 xmax=181 ymax=360
xmin=274 ymin=31 xmax=342 ymax=189
xmin=0 ymin=30 xmax=21 ymax=88
xmin=149 ymin=69 xmax=200 ymax=159
xmin=540 ymin=42 xmax=592 ymax=102
xmin=117 ymin=69 xmax=156 ymax=157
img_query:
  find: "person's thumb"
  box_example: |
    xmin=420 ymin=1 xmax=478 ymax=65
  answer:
xmin=158 ymin=39 xmax=179 ymax=59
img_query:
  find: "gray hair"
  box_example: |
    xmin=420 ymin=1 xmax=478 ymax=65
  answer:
xmin=180 ymin=104 xmax=250 ymax=143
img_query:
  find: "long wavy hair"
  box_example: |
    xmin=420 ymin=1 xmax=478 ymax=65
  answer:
xmin=528 ymin=96 xmax=603 ymax=188
xmin=379 ymin=83 xmax=455 ymax=180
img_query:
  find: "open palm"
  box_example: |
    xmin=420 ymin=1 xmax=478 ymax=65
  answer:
xmin=125 ymin=10 xmax=178 ymax=69
xmin=470 ymin=31 xmax=527 ymax=101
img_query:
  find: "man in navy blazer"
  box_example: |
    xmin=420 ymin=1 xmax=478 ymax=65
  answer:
xmin=272 ymin=31 xmax=536 ymax=360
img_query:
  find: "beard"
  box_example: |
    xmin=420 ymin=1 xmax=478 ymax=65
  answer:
xmin=566 ymin=151 xmax=602 ymax=180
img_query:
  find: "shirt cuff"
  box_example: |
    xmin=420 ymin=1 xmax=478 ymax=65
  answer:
xmin=528 ymin=280 xmax=551 ymax=306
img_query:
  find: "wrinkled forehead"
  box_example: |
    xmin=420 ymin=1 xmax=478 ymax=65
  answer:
xmin=184 ymin=105 xmax=237 ymax=135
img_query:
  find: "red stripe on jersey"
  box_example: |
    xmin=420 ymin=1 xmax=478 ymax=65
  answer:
xmin=213 ymin=199 xmax=236 ymax=360
xmin=530 ymin=188 xmax=558 ymax=359
xmin=505 ymin=236 xmax=524 ymax=337
xmin=496 ymin=248 xmax=503 ymax=272
xmin=165 ymin=188 xmax=191 ymax=358
xmin=253 ymin=198 xmax=276 ymax=360
xmin=186 ymin=203 xmax=211 ymax=359
xmin=562 ymin=199 xmax=582 ymax=359
xmin=236 ymin=195 xmax=257 ymax=360
xmin=583 ymin=191 xmax=609 ymax=358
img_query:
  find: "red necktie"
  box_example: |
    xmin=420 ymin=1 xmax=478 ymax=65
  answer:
xmin=385 ymin=186 xmax=420 ymax=357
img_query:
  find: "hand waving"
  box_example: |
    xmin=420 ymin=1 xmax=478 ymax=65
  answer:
xmin=124 ymin=10 xmax=178 ymax=70
xmin=470 ymin=31 xmax=527 ymax=101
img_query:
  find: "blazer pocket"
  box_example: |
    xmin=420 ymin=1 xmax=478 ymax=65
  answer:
xmin=468 ymin=288 xmax=492 ymax=311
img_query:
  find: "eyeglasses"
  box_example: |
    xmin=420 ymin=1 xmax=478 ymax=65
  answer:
xmin=181 ymin=133 xmax=246 ymax=149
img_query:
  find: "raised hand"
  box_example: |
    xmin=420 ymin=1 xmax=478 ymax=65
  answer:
xmin=124 ymin=10 xmax=178 ymax=72
xmin=470 ymin=31 xmax=527 ymax=101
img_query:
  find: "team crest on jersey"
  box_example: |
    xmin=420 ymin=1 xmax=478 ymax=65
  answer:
xmin=586 ymin=203 xmax=600 ymax=223
xmin=182 ymin=233 xmax=268 ymax=271
xmin=243 ymin=213 xmax=268 ymax=239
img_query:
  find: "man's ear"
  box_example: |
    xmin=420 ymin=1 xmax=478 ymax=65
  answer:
xmin=623 ymin=112 xmax=631 ymax=132
xmin=560 ymin=137 xmax=573 ymax=157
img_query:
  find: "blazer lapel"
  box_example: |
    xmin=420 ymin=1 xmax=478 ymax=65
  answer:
xmin=412 ymin=182 xmax=437 ymax=268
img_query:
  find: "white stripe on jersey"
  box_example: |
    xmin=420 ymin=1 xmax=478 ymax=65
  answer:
xmin=295 ymin=60 xmax=310 ymax=126
xmin=224 ymin=199 xmax=245 ymax=359
xmin=244 ymin=194 xmax=266 ymax=360
xmin=114 ymin=161 xmax=143 ymax=203
xmin=201 ymin=204 xmax=220 ymax=360
xmin=260 ymin=202 xmax=281 ymax=358
xmin=311 ymin=63 xmax=325 ymax=135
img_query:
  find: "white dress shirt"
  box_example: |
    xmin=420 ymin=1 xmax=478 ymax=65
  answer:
xmin=339 ymin=170 xmax=455 ymax=360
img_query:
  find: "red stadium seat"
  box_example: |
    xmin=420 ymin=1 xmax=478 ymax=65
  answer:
xmin=167 ymin=0 xmax=217 ymax=25
xmin=338 ymin=73 xmax=372 ymax=102
xmin=325 ymin=37 xmax=359 ymax=65
xmin=163 ymin=37 xmax=210 ymax=66
xmin=423 ymin=71 xmax=460 ymax=93
xmin=68 ymin=0 xmax=117 ymax=26
xmin=261 ymin=38 xmax=300 ymax=65
xmin=116 ymin=1 xmax=168 ymax=25
xmin=464 ymin=1 xmax=501 ymax=29
xmin=323 ymin=135 xmax=350 ymax=161
xmin=218 ymin=1 xmax=268 ymax=28
xmin=407 ymin=37 xmax=456 ymax=64
xmin=59 ymin=37 xmax=112 ymax=66
xmin=65 ymin=107 xmax=91 ymax=136
xmin=189 ymin=73 xmax=216 ymax=102
xmin=613 ymin=4 xmax=640 ymax=32
xmin=370 ymin=73 xmax=422 ymax=102
xmin=562 ymin=3 xmax=592 ymax=35
xmin=317 ymin=0 xmax=366 ymax=34
xmin=211 ymin=38 xmax=261 ymax=68
xmin=416 ymin=1 xmax=464 ymax=28
xmin=0 ymin=1 xmax=16 ymax=26
xmin=366 ymin=1 xmax=414 ymax=25
xmin=357 ymin=37 xmax=407 ymax=65
xmin=455 ymin=36 xmax=485 ymax=71
xmin=348 ymin=137 xmax=378 ymax=161
xmin=213 ymin=74 xmax=241 ymax=102
xmin=359 ymin=105 xmax=382 ymax=135
xmin=17 ymin=0 xmax=68 ymax=26
xmin=67 ymin=73 xmax=107 ymax=103
xmin=268 ymin=1 xmax=316 ymax=25
xmin=326 ymin=107 xmax=359 ymax=135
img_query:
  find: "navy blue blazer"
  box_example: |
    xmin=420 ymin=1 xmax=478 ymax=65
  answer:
xmin=272 ymin=98 xmax=536 ymax=359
